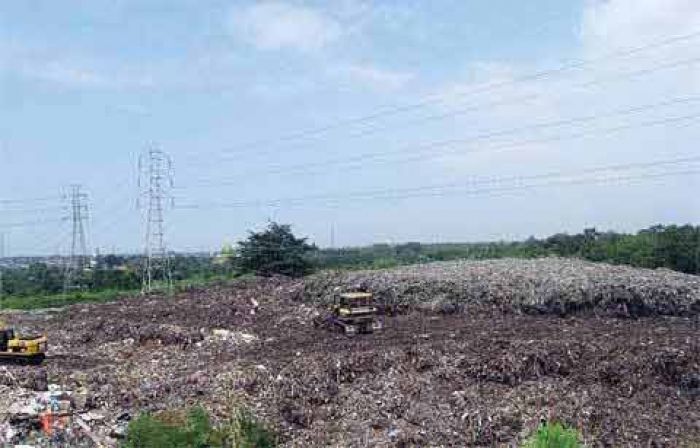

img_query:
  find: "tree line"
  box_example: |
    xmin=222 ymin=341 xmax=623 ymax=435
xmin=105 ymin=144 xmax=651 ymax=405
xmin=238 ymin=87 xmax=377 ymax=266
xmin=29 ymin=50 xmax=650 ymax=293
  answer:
xmin=0 ymin=254 xmax=227 ymax=298
xmin=313 ymin=224 xmax=700 ymax=274
xmin=1 ymin=223 xmax=698 ymax=299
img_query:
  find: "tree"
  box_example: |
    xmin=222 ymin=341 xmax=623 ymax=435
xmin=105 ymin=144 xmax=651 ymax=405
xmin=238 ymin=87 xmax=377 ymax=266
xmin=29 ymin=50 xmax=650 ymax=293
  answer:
xmin=236 ymin=222 xmax=316 ymax=277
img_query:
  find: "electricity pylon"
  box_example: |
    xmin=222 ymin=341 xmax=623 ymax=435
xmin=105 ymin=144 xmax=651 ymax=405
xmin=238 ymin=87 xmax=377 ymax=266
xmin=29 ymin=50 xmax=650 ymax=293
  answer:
xmin=138 ymin=146 xmax=174 ymax=293
xmin=64 ymin=184 xmax=89 ymax=293
xmin=0 ymin=232 xmax=5 ymax=302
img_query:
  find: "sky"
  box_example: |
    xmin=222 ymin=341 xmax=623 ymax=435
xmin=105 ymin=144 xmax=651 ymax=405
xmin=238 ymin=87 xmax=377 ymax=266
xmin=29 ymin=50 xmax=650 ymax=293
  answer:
xmin=1 ymin=0 xmax=699 ymax=255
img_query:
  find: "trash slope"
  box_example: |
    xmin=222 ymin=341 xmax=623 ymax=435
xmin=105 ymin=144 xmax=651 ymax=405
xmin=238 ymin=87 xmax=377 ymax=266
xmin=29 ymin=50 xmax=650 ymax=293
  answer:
xmin=0 ymin=261 xmax=698 ymax=446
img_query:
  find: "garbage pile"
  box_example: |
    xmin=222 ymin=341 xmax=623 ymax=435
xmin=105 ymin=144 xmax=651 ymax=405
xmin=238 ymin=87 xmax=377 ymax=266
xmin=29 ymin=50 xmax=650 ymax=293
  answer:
xmin=0 ymin=379 xmax=119 ymax=447
xmin=303 ymin=258 xmax=700 ymax=316
xmin=0 ymin=268 xmax=697 ymax=446
xmin=213 ymin=313 xmax=699 ymax=447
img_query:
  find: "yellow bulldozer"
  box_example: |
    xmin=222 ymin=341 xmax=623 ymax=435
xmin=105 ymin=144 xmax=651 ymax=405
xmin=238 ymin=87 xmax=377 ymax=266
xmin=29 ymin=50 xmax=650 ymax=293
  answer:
xmin=0 ymin=323 xmax=47 ymax=365
xmin=328 ymin=291 xmax=383 ymax=335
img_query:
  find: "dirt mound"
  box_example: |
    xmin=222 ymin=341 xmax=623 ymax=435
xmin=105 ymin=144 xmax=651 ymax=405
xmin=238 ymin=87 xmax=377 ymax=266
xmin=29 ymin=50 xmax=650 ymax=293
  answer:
xmin=303 ymin=258 xmax=700 ymax=316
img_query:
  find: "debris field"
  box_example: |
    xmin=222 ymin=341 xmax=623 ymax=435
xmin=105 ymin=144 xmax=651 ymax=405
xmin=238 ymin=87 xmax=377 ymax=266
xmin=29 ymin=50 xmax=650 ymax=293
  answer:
xmin=1 ymin=258 xmax=699 ymax=447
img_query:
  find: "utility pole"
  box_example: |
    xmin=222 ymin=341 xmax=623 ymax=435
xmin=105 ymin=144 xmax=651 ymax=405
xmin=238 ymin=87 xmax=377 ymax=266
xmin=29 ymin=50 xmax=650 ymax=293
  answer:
xmin=138 ymin=146 xmax=174 ymax=293
xmin=0 ymin=232 xmax=5 ymax=302
xmin=64 ymin=184 xmax=89 ymax=293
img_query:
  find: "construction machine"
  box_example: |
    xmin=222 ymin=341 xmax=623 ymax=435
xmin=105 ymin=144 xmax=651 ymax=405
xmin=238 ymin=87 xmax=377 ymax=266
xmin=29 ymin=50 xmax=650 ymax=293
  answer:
xmin=0 ymin=324 xmax=47 ymax=365
xmin=328 ymin=291 xmax=383 ymax=335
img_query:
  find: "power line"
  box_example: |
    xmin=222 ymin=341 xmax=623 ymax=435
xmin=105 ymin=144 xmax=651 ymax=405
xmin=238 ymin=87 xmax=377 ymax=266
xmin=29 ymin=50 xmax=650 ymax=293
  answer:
xmin=177 ymin=168 xmax=700 ymax=217
xmin=0 ymin=211 xmax=69 ymax=257
xmin=175 ymin=155 xmax=700 ymax=210
xmin=170 ymin=167 xmax=699 ymax=256
xmin=27 ymin=221 xmax=71 ymax=257
xmin=181 ymin=27 xmax=700 ymax=161
xmin=0 ymin=218 xmax=64 ymax=229
xmin=89 ymin=173 xmax=138 ymax=214
xmin=350 ymin=112 xmax=700 ymax=175
xmin=90 ymin=204 xmax=141 ymax=256
xmin=0 ymin=177 xmax=136 ymax=257
xmin=337 ymin=55 xmax=700 ymax=142
xmin=180 ymin=98 xmax=700 ymax=188
xmin=214 ymin=96 xmax=700 ymax=181
xmin=186 ymin=53 xmax=700 ymax=168
xmin=89 ymin=177 xmax=140 ymax=253
xmin=0 ymin=195 xmax=61 ymax=205
xmin=0 ymin=205 xmax=66 ymax=214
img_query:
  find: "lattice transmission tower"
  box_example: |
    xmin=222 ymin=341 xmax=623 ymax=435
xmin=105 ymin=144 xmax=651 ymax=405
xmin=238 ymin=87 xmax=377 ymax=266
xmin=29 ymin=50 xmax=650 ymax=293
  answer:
xmin=138 ymin=146 xmax=174 ymax=293
xmin=0 ymin=232 xmax=5 ymax=302
xmin=64 ymin=184 xmax=90 ymax=293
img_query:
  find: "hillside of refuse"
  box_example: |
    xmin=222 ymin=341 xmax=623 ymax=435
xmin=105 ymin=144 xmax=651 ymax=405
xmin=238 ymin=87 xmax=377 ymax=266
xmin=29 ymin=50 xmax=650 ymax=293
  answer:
xmin=0 ymin=258 xmax=698 ymax=446
xmin=304 ymin=258 xmax=700 ymax=316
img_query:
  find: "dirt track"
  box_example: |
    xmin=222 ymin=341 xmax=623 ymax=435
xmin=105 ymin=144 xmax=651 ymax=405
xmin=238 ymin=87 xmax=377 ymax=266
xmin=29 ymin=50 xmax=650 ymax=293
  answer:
xmin=2 ymin=274 xmax=700 ymax=447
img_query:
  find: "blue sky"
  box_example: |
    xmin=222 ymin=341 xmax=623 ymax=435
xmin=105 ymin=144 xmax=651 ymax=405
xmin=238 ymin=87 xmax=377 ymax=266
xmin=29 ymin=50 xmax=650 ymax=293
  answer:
xmin=1 ymin=0 xmax=699 ymax=255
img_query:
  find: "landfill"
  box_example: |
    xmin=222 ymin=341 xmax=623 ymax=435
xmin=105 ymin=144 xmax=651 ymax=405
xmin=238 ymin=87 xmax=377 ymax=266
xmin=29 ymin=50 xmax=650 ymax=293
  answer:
xmin=303 ymin=258 xmax=700 ymax=316
xmin=0 ymin=259 xmax=698 ymax=447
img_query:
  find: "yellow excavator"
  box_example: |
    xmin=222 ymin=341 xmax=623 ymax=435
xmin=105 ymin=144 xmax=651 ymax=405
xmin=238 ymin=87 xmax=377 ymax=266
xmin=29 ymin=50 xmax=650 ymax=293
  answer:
xmin=0 ymin=321 xmax=47 ymax=365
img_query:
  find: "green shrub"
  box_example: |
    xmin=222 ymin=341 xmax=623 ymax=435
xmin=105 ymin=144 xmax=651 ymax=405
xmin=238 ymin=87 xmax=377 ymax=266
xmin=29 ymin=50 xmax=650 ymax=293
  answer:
xmin=122 ymin=414 xmax=187 ymax=448
xmin=123 ymin=407 xmax=211 ymax=448
xmin=523 ymin=421 xmax=582 ymax=448
xmin=123 ymin=406 xmax=275 ymax=448
xmin=210 ymin=408 xmax=277 ymax=448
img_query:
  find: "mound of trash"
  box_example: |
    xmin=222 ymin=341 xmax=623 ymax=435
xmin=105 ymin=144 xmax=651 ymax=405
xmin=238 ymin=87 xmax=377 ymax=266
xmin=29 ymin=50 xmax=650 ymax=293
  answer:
xmin=303 ymin=258 xmax=700 ymax=316
xmin=0 ymin=272 xmax=698 ymax=446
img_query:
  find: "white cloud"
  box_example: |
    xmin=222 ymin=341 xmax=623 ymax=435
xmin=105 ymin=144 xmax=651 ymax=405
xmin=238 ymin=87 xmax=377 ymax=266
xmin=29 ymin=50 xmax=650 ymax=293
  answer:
xmin=580 ymin=0 xmax=700 ymax=53
xmin=426 ymin=62 xmax=564 ymax=174
xmin=332 ymin=63 xmax=414 ymax=91
xmin=432 ymin=61 xmax=560 ymax=125
xmin=18 ymin=59 xmax=158 ymax=89
xmin=21 ymin=61 xmax=116 ymax=88
xmin=423 ymin=0 xmax=700 ymax=182
xmin=229 ymin=2 xmax=342 ymax=52
xmin=578 ymin=0 xmax=700 ymax=102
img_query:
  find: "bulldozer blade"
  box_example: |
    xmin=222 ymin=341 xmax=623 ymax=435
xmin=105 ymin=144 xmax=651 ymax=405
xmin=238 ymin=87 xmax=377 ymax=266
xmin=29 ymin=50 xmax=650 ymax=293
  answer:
xmin=0 ymin=352 xmax=46 ymax=366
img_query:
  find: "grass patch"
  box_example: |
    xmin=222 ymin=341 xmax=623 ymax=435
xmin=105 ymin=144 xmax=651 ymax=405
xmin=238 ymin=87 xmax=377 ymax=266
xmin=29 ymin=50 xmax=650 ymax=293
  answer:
xmin=123 ymin=407 xmax=211 ymax=448
xmin=523 ymin=421 xmax=582 ymax=448
xmin=0 ymin=288 xmax=137 ymax=310
xmin=171 ymin=273 xmax=249 ymax=291
xmin=0 ymin=274 xmax=246 ymax=311
xmin=123 ymin=406 xmax=276 ymax=448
